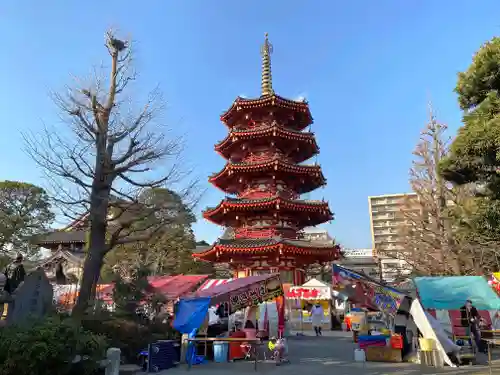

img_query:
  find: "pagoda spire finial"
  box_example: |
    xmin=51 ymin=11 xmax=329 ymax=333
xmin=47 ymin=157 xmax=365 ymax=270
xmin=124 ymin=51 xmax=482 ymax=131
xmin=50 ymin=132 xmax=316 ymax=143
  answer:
xmin=260 ymin=33 xmax=274 ymax=97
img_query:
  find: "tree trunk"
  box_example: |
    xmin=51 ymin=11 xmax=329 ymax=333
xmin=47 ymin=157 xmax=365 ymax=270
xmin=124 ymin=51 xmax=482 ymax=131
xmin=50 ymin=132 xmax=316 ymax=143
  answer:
xmin=73 ymin=170 xmax=111 ymax=316
xmin=74 ymin=241 xmax=105 ymax=316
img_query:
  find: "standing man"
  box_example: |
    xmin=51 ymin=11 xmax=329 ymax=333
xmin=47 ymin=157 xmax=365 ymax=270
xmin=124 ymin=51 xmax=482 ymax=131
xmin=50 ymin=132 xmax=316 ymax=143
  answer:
xmin=311 ymin=302 xmax=324 ymax=336
xmin=460 ymin=299 xmax=485 ymax=353
xmin=4 ymin=253 xmax=26 ymax=294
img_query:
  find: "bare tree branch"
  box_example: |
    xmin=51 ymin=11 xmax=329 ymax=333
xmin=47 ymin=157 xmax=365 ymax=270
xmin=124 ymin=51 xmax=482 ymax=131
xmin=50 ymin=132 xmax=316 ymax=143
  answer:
xmin=23 ymin=29 xmax=201 ymax=315
xmin=379 ymin=105 xmax=468 ymax=278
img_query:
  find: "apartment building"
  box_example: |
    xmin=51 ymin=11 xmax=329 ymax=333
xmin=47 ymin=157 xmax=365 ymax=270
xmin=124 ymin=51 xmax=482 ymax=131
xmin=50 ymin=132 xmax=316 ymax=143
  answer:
xmin=368 ymin=193 xmax=419 ymax=282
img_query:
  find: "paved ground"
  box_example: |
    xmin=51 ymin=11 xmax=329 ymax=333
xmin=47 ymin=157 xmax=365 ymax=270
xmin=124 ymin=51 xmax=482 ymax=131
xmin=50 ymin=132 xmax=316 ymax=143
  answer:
xmin=146 ymin=331 xmax=499 ymax=375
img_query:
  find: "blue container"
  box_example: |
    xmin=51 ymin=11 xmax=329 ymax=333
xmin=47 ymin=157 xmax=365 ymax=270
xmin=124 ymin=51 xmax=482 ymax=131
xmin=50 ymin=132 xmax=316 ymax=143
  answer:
xmin=148 ymin=340 xmax=181 ymax=372
xmin=213 ymin=341 xmax=229 ymax=363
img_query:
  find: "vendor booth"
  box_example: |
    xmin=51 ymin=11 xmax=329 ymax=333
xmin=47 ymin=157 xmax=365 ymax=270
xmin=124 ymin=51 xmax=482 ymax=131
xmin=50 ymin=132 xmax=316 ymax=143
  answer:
xmin=173 ymin=274 xmax=286 ymax=367
xmin=332 ymin=267 xmax=496 ymax=368
xmin=413 ymin=276 xmax=500 ymax=366
xmin=332 ymin=265 xmax=412 ymax=364
xmin=286 ymin=278 xmax=331 ymax=332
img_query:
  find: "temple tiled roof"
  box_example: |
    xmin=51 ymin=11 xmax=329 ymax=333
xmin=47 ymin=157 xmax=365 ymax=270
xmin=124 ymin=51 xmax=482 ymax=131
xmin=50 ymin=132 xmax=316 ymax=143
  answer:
xmin=205 ymin=196 xmax=327 ymax=211
xmin=216 ymin=237 xmax=335 ymax=249
xmin=36 ymin=230 xmax=86 ymax=245
xmin=220 ymin=94 xmax=313 ymax=130
xmin=215 ymin=124 xmax=316 ymax=149
xmin=227 ymin=197 xmax=325 ymax=205
xmin=35 ymin=249 xmax=85 ymax=267
xmin=193 ymin=235 xmax=340 ymax=262
xmin=230 ymin=124 xmax=309 ymax=135
xmin=209 ymin=158 xmax=324 ymax=179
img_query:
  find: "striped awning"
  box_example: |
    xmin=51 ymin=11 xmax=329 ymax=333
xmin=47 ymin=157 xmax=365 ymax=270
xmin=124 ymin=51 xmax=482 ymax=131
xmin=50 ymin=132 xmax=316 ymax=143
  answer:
xmin=198 ymin=278 xmax=234 ymax=291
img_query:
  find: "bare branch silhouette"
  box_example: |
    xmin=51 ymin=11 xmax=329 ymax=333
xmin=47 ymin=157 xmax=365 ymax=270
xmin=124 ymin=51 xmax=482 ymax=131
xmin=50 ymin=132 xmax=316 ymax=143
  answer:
xmin=23 ymin=30 xmax=200 ymax=315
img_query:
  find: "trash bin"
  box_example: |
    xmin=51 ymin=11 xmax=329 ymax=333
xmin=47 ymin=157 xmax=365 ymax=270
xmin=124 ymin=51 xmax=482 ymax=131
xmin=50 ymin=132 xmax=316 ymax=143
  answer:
xmin=213 ymin=341 xmax=229 ymax=363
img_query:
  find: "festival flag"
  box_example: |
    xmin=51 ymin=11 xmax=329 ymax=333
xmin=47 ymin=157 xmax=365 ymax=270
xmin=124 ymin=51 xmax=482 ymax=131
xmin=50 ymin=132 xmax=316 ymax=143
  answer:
xmin=275 ymin=295 xmax=285 ymax=338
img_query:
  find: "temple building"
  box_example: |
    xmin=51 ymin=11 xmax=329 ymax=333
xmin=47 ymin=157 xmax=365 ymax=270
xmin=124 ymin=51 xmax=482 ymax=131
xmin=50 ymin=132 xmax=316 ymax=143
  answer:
xmin=34 ymin=198 xmax=145 ymax=284
xmin=193 ymin=34 xmax=340 ymax=285
xmin=34 ymin=215 xmax=88 ymax=284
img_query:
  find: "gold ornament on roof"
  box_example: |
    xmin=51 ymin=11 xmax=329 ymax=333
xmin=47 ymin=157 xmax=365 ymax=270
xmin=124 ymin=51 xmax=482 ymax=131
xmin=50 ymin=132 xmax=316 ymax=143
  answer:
xmin=260 ymin=33 xmax=274 ymax=97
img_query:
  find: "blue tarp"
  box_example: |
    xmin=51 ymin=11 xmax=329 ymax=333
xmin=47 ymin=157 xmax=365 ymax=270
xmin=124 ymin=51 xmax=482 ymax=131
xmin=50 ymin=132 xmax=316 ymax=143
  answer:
xmin=173 ymin=297 xmax=211 ymax=334
xmin=414 ymin=276 xmax=500 ymax=310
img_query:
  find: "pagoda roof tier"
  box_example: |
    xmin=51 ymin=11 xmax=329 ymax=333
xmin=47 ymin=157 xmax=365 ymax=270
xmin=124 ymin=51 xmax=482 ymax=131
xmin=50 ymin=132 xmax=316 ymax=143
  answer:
xmin=209 ymin=159 xmax=326 ymax=195
xmin=203 ymin=196 xmax=332 ymax=227
xmin=215 ymin=124 xmax=319 ymax=163
xmin=193 ymin=238 xmax=340 ymax=263
xmin=220 ymin=94 xmax=313 ymax=131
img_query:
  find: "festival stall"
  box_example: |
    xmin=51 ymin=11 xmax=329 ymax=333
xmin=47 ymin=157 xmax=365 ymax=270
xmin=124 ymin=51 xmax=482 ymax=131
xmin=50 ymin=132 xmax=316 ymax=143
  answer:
xmin=286 ymin=278 xmax=331 ymax=332
xmin=415 ymin=276 xmax=500 ymax=333
xmin=414 ymin=276 xmax=500 ymax=365
xmin=173 ymin=274 xmax=285 ymax=365
xmin=332 ymin=265 xmax=410 ymax=363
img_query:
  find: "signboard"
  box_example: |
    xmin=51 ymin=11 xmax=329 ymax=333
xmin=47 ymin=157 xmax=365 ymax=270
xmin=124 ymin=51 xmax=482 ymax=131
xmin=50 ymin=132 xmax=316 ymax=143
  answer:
xmin=229 ymin=275 xmax=283 ymax=311
xmin=286 ymin=286 xmax=331 ymax=300
xmin=350 ymin=311 xmax=367 ymax=331
xmin=342 ymin=249 xmax=373 ymax=258
xmin=332 ymin=264 xmax=405 ymax=315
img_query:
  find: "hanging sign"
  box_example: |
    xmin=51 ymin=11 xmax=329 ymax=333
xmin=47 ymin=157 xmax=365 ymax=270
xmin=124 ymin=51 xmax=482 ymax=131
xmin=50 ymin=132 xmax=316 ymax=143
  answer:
xmin=343 ymin=249 xmax=374 ymax=258
xmin=229 ymin=275 xmax=283 ymax=311
xmin=286 ymin=286 xmax=331 ymax=300
xmin=332 ymin=264 xmax=405 ymax=315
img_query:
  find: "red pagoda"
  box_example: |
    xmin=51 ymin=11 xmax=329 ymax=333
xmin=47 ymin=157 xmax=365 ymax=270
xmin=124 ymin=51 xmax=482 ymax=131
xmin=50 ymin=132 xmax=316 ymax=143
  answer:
xmin=193 ymin=34 xmax=340 ymax=285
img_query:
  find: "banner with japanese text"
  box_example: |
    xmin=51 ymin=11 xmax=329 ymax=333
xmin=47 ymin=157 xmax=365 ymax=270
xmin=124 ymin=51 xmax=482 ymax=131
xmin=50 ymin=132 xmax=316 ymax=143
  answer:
xmin=229 ymin=274 xmax=284 ymax=312
xmin=286 ymin=286 xmax=331 ymax=300
xmin=332 ymin=264 xmax=406 ymax=315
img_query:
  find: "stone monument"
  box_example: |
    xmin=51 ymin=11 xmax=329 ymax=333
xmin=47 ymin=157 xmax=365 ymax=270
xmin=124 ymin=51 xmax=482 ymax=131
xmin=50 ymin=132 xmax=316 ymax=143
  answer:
xmin=5 ymin=268 xmax=53 ymax=325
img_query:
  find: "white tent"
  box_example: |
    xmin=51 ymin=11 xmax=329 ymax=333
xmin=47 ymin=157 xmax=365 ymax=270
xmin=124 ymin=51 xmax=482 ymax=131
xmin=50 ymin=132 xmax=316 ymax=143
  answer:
xmin=409 ymin=299 xmax=456 ymax=367
xmin=302 ymin=278 xmax=328 ymax=288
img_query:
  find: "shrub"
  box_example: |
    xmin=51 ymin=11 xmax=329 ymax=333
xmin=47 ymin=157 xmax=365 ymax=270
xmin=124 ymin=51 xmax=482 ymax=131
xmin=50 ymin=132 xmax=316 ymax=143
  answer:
xmin=82 ymin=314 xmax=178 ymax=363
xmin=0 ymin=316 xmax=107 ymax=375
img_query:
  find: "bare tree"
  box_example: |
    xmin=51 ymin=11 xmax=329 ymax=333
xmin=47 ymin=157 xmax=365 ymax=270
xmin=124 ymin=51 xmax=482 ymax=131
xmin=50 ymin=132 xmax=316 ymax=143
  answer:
xmin=24 ymin=30 xmax=198 ymax=315
xmin=382 ymin=104 xmax=464 ymax=277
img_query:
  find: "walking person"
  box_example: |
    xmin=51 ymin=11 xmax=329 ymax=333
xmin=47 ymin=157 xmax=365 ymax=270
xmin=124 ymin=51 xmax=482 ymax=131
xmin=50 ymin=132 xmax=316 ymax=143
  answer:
xmin=311 ymin=302 xmax=324 ymax=336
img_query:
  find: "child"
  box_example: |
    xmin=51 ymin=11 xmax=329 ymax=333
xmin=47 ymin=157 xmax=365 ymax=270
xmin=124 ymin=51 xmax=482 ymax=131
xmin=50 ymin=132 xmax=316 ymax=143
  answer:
xmin=268 ymin=337 xmax=289 ymax=365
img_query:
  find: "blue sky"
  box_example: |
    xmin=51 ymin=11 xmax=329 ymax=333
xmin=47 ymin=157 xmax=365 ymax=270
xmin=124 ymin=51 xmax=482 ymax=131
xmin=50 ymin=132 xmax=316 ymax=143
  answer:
xmin=0 ymin=1 xmax=499 ymax=248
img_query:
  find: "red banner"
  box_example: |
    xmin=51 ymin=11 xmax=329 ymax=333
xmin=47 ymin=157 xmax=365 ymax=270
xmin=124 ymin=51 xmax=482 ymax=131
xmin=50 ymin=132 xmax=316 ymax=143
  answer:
xmin=275 ymin=295 xmax=285 ymax=338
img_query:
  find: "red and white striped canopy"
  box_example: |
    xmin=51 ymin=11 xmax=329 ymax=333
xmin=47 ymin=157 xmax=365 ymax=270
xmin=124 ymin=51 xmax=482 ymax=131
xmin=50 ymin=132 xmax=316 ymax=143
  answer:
xmin=198 ymin=278 xmax=234 ymax=291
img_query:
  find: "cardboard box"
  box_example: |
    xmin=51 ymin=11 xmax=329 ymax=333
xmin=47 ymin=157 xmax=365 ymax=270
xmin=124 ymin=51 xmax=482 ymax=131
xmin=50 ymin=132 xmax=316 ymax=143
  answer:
xmin=365 ymin=347 xmax=402 ymax=362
